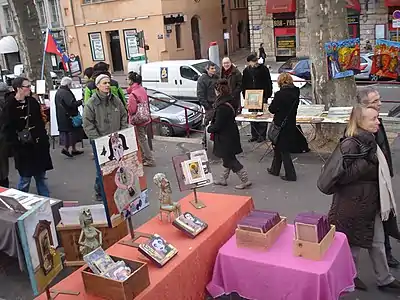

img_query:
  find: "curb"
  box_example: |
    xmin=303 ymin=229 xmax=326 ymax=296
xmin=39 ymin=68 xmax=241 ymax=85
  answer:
xmin=153 ymin=135 xmax=202 ymax=144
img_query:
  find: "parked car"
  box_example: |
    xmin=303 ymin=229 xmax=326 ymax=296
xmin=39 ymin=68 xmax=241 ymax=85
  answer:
xmin=278 ymin=57 xmax=311 ymax=80
xmin=146 ymin=88 xmax=203 ymax=136
xmin=355 ymin=53 xmax=374 ymax=80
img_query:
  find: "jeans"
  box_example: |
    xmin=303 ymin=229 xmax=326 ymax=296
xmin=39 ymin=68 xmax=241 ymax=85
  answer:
xmin=17 ymin=172 xmax=49 ymax=197
xmin=94 ymin=174 xmax=102 ymax=196
xmin=384 ymin=233 xmax=392 ymax=253
xmin=137 ymin=125 xmax=154 ymax=163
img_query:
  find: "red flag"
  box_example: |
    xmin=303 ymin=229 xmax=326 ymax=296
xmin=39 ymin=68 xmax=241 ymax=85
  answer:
xmin=44 ymin=29 xmax=69 ymax=70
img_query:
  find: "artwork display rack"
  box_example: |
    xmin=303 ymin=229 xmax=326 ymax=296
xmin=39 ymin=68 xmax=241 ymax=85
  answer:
xmin=190 ymin=188 xmax=206 ymax=209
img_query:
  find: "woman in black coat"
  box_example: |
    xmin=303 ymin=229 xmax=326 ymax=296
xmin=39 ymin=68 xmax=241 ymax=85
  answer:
xmin=207 ymin=79 xmax=251 ymax=189
xmin=55 ymin=77 xmax=84 ymax=157
xmin=3 ymin=77 xmax=53 ymax=196
xmin=0 ymin=82 xmax=10 ymax=187
xmin=268 ymin=73 xmax=299 ymax=181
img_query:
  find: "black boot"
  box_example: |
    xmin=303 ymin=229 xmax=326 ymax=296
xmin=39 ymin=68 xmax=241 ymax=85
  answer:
xmin=354 ymin=277 xmax=367 ymax=291
xmin=387 ymin=252 xmax=400 ymax=268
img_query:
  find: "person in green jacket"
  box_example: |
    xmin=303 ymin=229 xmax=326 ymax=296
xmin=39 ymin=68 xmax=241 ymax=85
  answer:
xmin=83 ymin=62 xmax=126 ymax=107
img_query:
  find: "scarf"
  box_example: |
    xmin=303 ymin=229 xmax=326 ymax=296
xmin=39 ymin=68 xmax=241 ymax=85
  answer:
xmin=222 ymin=66 xmax=233 ymax=77
xmin=377 ymin=145 xmax=397 ymax=221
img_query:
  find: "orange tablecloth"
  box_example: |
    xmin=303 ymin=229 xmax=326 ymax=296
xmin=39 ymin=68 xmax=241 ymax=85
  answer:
xmin=36 ymin=192 xmax=254 ymax=300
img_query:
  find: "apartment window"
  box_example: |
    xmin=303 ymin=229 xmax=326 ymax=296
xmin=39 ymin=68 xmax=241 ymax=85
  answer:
xmin=175 ymin=24 xmax=182 ymax=48
xmin=49 ymin=0 xmax=60 ymax=27
xmin=3 ymin=5 xmax=14 ymax=33
xmin=36 ymin=0 xmax=47 ymax=25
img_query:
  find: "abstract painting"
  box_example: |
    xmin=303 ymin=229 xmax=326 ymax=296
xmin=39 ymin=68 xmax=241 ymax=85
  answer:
xmin=325 ymin=38 xmax=360 ymax=79
xmin=370 ymin=39 xmax=400 ymax=80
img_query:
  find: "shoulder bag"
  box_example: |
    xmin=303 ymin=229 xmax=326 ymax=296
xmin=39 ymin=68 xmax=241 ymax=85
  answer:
xmin=60 ymin=99 xmax=82 ymax=128
xmin=17 ymin=100 xmax=34 ymax=145
xmin=267 ymin=99 xmax=297 ymax=145
xmin=130 ymin=93 xmax=150 ymax=125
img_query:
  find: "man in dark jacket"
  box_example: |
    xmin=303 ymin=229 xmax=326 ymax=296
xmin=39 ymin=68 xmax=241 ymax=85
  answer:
xmin=357 ymin=87 xmax=400 ymax=269
xmin=221 ymin=57 xmax=242 ymax=114
xmin=242 ymin=53 xmax=273 ymax=143
xmin=197 ymin=62 xmax=219 ymax=125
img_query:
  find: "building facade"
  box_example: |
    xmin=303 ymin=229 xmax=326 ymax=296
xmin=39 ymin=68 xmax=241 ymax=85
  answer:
xmin=248 ymin=0 xmax=400 ymax=61
xmin=0 ymin=0 xmax=65 ymax=70
xmin=60 ymin=0 xmax=250 ymax=72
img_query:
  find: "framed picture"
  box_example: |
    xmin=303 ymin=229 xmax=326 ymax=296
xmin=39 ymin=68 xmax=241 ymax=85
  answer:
xmin=138 ymin=234 xmax=178 ymax=267
xmin=123 ymin=29 xmax=139 ymax=60
xmin=33 ymin=220 xmax=54 ymax=276
xmin=172 ymin=212 xmax=208 ymax=238
xmin=244 ymin=90 xmax=264 ymax=110
xmin=88 ymin=32 xmax=105 ymax=61
xmin=181 ymin=157 xmax=206 ymax=184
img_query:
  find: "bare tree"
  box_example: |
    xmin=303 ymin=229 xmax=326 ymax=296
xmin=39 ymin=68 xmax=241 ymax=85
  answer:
xmin=8 ymin=0 xmax=53 ymax=88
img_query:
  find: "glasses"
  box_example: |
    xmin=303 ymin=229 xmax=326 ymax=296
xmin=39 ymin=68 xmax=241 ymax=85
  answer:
xmin=22 ymin=85 xmax=31 ymax=88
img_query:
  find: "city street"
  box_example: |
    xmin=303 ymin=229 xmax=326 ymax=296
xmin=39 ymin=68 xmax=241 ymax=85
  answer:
xmin=1 ymin=131 xmax=400 ymax=299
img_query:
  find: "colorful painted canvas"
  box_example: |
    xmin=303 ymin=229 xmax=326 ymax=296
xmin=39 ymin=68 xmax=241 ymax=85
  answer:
xmin=324 ymin=38 xmax=361 ymax=79
xmin=172 ymin=149 xmax=213 ymax=192
xmin=93 ymin=127 xmax=149 ymax=226
xmin=370 ymin=39 xmax=400 ymax=80
xmin=17 ymin=199 xmax=62 ymax=296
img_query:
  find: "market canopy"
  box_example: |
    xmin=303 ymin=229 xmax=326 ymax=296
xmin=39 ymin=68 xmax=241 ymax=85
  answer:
xmin=0 ymin=36 xmax=18 ymax=54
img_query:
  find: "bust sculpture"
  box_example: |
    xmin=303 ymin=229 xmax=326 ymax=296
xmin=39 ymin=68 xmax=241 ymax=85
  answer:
xmin=153 ymin=173 xmax=181 ymax=222
xmin=78 ymin=208 xmax=103 ymax=257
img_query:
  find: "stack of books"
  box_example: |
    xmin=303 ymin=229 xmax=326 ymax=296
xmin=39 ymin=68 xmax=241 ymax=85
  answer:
xmin=294 ymin=212 xmax=330 ymax=243
xmin=237 ymin=210 xmax=281 ymax=233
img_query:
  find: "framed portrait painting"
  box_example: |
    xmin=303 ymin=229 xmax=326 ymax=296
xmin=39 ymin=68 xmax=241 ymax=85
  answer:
xmin=244 ymin=90 xmax=264 ymax=110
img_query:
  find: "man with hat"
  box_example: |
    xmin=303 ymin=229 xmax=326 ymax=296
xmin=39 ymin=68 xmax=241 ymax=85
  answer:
xmin=83 ymin=73 xmax=128 ymax=200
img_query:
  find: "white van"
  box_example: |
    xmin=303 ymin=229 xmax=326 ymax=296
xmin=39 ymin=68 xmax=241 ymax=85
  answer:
xmin=139 ymin=59 xmax=217 ymax=102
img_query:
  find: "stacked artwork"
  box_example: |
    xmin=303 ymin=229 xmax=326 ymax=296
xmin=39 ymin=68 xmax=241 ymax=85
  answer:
xmin=93 ymin=127 xmax=149 ymax=226
xmin=294 ymin=212 xmax=330 ymax=243
xmin=325 ymin=38 xmax=361 ymax=79
xmin=138 ymin=234 xmax=178 ymax=267
xmin=370 ymin=39 xmax=400 ymax=80
xmin=17 ymin=199 xmax=62 ymax=296
xmin=172 ymin=212 xmax=208 ymax=238
xmin=172 ymin=149 xmax=213 ymax=191
xmin=237 ymin=210 xmax=281 ymax=233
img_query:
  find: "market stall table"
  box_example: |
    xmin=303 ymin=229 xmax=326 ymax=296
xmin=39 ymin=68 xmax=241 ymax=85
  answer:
xmin=35 ymin=192 xmax=254 ymax=300
xmin=207 ymin=225 xmax=356 ymax=300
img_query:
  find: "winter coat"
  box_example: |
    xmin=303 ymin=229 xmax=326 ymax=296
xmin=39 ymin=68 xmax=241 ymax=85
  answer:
xmin=328 ymin=130 xmax=399 ymax=248
xmin=196 ymin=72 xmax=219 ymax=111
xmin=127 ymin=83 xmax=151 ymax=127
xmin=84 ymin=79 xmax=126 ymax=107
xmin=220 ymin=66 xmax=242 ymax=112
xmin=3 ymin=96 xmax=53 ymax=177
xmin=242 ymin=64 xmax=273 ymax=112
xmin=0 ymin=84 xmax=10 ymax=180
xmin=268 ymin=85 xmax=300 ymax=151
xmin=207 ymin=95 xmax=242 ymax=158
xmin=55 ymin=86 xmax=83 ymax=132
xmin=83 ymin=91 xmax=129 ymax=140
xmin=375 ymin=119 xmax=393 ymax=177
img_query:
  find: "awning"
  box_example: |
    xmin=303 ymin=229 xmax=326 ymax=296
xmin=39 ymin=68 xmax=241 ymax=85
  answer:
xmin=0 ymin=36 xmax=18 ymax=54
xmin=346 ymin=0 xmax=361 ymax=12
xmin=385 ymin=0 xmax=400 ymax=6
xmin=266 ymin=0 xmax=296 ymax=13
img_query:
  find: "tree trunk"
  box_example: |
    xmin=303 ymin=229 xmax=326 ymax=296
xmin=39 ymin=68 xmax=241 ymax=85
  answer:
xmin=8 ymin=0 xmax=53 ymax=89
xmin=305 ymin=0 xmax=357 ymax=145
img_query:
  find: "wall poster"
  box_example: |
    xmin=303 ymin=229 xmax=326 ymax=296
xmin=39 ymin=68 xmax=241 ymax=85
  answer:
xmin=324 ymin=38 xmax=360 ymax=79
xmin=123 ymin=29 xmax=139 ymax=60
xmin=88 ymin=32 xmax=105 ymax=61
xmin=370 ymin=39 xmax=400 ymax=79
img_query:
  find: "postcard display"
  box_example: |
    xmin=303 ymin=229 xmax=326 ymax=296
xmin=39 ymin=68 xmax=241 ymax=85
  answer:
xmin=172 ymin=149 xmax=214 ymax=209
xmin=370 ymin=39 xmax=400 ymax=80
xmin=324 ymin=38 xmax=360 ymax=79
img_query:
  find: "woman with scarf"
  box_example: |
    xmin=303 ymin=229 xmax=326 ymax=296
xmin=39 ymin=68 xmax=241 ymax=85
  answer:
xmin=328 ymin=105 xmax=400 ymax=292
xmin=207 ymin=79 xmax=251 ymax=189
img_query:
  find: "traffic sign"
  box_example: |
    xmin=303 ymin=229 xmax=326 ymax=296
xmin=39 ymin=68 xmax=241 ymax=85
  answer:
xmin=393 ymin=19 xmax=400 ymax=28
xmin=393 ymin=10 xmax=400 ymax=19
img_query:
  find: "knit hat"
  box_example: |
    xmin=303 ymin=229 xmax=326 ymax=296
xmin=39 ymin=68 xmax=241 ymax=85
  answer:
xmin=95 ymin=74 xmax=110 ymax=86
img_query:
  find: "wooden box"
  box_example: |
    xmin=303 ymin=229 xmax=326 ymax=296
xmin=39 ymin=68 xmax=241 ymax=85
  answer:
xmin=82 ymin=256 xmax=150 ymax=300
xmin=293 ymin=225 xmax=336 ymax=261
xmin=294 ymin=222 xmax=321 ymax=243
xmin=235 ymin=217 xmax=287 ymax=250
xmin=57 ymin=216 xmax=128 ymax=266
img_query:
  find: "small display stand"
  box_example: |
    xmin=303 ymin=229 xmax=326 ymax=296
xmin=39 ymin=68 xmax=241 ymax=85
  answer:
xmin=45 ymin=288 xmax=79 ymax=300
xmin=118 ymin=216 xmax=152 ymax=248
xmin=190 ymin=188 xmax=206 ymax=209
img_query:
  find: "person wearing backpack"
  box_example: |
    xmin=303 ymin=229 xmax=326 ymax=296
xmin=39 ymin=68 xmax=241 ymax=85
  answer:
xmin=126 ymin=72 xmax=155 ymax=167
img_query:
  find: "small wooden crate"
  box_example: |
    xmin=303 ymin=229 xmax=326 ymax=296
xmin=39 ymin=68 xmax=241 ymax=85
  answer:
xmin=82 ymin=256 xmax=150 ymax=300
xmin=294 ymin=222 xmax=320 ymax=243
xmin=236 ymin=217 xmax=287 ymax=250
xmin=293 ymin=225 xmax=336 ymax=261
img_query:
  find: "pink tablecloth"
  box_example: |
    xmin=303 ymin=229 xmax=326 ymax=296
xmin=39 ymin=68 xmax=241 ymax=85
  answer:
xmin=207 ymin=225 xmax=356 ymax=300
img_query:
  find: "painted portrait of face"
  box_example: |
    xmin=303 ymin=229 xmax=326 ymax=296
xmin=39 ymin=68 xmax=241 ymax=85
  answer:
xmin=108 ymin=133 xmax=129 ymax=162
xmin=152 ymin=238 xmax=167 ymax=253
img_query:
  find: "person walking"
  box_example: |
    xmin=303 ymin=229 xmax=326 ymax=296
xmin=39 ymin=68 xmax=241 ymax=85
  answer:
xmin=356 ymin=87 xmax=400 ymax=268
xmin=0 ymin=82 xmax=11 ymax=187
xmin=242 ymin=53 xmax=273 ymax=143
xmin=208 ymin=79 xmax=251 ymax=189
xmin=328 ymin=105 xmax=400 ymax=292
xmin=126 ymin=71 xmax=155 ymax=167
xmin=258 ymin=43 xmax=266 ymax=65
xmin=55 ymin=77 xmax=84 ymax=158
xmin=220 ymin=57 xmax=242 ymax=114
xmin=3 ymin=77 xmax=53 ymax=196
xmin=197 ymin=62 xmax=219 ymax=126
xmin=267 ymin=73 xmax=299 ymax=181
xmin=83 ymin=74 xmax=128 ymax=200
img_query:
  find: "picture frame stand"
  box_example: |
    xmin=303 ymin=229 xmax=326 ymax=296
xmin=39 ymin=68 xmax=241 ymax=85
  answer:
xmin=45 ymin=287 xmax=79 ymax=299
xmin=118 ymin=215 xmax=152 ymax=248
xmin=190 ymin=188 xmax=206 ymax=209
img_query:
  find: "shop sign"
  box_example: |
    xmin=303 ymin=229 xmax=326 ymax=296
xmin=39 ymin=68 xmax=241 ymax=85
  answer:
xmin=123 ymin=29 xmax=139 ymax=60
xmin=273 ymin=19 xmax=296 ymax=28
xmin=347 ymin=15 xmax=359 ymax=24
xmin=88 ymin=32 xmax=105 ymax=61
xmin=276 ymin=36 xmax=296 ymax=49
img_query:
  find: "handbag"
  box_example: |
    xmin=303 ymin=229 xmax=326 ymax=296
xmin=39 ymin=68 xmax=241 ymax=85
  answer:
xmin=17 ymin=101 xmax=34 ymax=145
xmin=60 ymin=100 xmax=82 ymax=128
xmin=267 ymin=99 xmax=297 ymax=145
xmin=130 ymin=93 xmax=150 ymax=125
xmin=317 ymin=137 xmax=368 ymax=195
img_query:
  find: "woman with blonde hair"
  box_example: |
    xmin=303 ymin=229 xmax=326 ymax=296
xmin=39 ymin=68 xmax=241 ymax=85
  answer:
xmin=267 ymin=72 xmax=299 ymax=181
xmin=328 ymin=105 xmax=400 ymax=292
